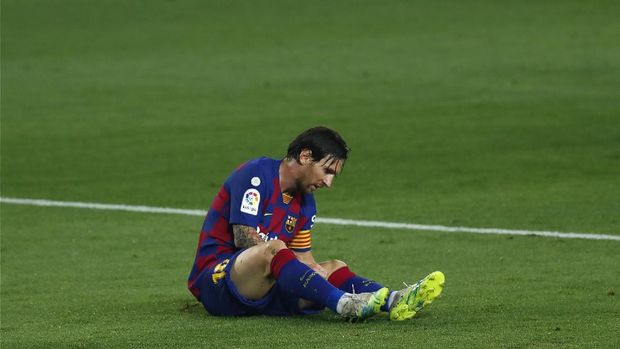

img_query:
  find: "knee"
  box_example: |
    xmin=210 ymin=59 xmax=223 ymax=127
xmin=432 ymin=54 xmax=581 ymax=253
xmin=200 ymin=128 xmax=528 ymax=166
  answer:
xmin=322 ymin=259 xmax=348 ymax=272
xmin=261 ymin=240 xmax=288 ymax=262
xmin=259 ymin=240 xmax=289 ymax=277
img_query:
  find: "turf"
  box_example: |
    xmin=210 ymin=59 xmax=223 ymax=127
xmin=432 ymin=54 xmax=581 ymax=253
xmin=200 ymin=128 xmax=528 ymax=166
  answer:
xmin=2 ymin=0 xmax=619 ymax=348
xmin=2 ymin=205 xmax=618 ymax=348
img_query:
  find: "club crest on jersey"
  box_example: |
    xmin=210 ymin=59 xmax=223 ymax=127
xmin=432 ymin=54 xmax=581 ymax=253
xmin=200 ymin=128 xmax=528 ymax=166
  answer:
xmin=285 ymin=216 xmax=298 ymax=233
xmin=240 ymin=189 xmax=260 ymax=215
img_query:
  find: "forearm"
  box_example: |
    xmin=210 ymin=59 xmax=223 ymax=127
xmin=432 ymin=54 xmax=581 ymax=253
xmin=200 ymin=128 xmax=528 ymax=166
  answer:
xmin=232 ymin=225 xmax=264 ymax=249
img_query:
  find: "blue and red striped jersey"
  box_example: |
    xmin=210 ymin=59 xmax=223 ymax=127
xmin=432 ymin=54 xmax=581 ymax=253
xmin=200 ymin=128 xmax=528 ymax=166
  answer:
xmin=188 ymin=157 xmax=317 ymax=298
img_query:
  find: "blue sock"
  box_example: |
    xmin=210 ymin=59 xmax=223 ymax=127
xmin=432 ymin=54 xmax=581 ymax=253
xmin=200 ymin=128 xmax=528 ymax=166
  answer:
xmin=328 ymin=266 xmax=392 ymax=312
xmin=271 ymin=249 xmax=345 ymax=312
xmin=341 ymin=276 xmax=394 ymax=312
xmin=340 ymin=275 xmax=385 ymax=293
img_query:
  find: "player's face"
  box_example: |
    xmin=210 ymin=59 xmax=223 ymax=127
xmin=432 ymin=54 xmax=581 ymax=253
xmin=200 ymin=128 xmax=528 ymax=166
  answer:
xmin=298 ymin=154 xmax=344 ymax=193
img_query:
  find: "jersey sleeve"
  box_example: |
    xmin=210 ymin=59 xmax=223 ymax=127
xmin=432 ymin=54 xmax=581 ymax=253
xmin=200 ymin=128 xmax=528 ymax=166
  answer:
xmin=228 ymin=162 xmax=268 ymax=229
xmin=289 ymin=194 xmax=316 ymax=252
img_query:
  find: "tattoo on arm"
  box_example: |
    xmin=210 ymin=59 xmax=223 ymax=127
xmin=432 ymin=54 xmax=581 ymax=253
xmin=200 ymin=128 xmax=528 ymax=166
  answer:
xmin=232 ymin=225 xmax=264 ymax=249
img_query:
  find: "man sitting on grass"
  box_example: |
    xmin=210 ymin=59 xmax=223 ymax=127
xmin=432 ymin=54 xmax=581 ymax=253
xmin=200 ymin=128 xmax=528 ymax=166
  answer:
xmin=188 ymin=126 xmax=444 ymax=321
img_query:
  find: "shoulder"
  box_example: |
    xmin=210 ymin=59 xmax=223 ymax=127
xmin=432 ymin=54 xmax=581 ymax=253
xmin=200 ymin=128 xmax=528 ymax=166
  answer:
xmin=299 ymin=193 xmax=317 ymax=230
xmin=226 ymin=157 xmax=277 ymax=189
xmin=301 ymin=193 xmax=317 ymax=213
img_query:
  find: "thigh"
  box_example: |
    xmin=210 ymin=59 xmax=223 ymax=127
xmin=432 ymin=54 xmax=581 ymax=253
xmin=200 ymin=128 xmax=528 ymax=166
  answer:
xmin=229 ymin=241 xmax=282 ymax=301
xmin=200 ymin=250 xmax=283 ymax=316
xmin=199 ymin=256 xmax=252 ymax=316
xmin=202 ymin=254 xmax=316 ymax=316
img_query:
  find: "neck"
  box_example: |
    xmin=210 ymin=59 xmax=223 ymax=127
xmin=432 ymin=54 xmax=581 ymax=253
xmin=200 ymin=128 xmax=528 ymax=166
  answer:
xmin=279 ymin=159 xmax=299 ymax=194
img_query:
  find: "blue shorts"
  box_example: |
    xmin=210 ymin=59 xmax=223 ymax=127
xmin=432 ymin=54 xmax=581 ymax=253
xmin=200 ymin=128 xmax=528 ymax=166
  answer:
xmin=197 ymin=249 xmax=323 ymax=316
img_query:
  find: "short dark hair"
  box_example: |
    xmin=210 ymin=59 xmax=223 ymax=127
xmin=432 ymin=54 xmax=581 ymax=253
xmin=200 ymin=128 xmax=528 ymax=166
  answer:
xmin=286 ymin=126 xmax=350 ymax=164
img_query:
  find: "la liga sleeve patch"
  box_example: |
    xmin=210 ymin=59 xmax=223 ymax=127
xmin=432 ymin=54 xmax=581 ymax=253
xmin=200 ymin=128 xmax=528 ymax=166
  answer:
xmin=240 ymin=188 xmax=260 ymax=215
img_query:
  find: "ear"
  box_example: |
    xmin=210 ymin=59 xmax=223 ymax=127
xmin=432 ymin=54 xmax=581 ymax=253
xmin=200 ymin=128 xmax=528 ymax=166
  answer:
xmin=299 ymin=149 xmax=313 ymax=165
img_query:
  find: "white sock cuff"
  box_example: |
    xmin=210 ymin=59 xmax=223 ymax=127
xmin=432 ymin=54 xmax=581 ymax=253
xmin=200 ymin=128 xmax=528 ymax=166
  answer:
xmin=335 ymin=293 xmax=352 ymax=314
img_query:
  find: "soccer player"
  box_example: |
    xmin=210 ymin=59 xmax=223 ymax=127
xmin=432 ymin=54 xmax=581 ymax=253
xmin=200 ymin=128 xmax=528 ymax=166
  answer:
xmin=188 ymin=126 xmax=444 ymax=321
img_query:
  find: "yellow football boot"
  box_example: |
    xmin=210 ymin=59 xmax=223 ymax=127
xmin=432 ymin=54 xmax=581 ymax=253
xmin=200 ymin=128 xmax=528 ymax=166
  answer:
xmin=389 ymin=271 xmax=445 ymax=321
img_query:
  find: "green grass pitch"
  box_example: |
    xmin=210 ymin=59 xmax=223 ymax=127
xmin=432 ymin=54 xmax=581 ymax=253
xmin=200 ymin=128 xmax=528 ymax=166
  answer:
xmin=2 ymin=0 xmax=619 ymax=348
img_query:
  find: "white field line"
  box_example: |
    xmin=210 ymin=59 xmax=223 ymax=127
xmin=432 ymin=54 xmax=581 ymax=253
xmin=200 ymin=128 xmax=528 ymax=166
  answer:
xmin=1 ymin=197 xmax=618 ymax=241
